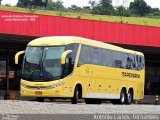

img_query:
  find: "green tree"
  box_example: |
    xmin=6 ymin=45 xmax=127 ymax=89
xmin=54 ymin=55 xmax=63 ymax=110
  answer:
xmin=31 ymin=0 xmax=48 ymax=8
xmin=129 ymin=0 xmax=152 ymax=16
xmin=92 ymin=6 xmax=102 ymax=14
xmin=81 ymin=6 xmax=91 ymax=13
xmin=115 ymin=6 xmax=131 ymax=17
xmin=88 ymin=0 xmax=96 ymax=10
xmin=68 ymin=5 xmax=81 ymax=11
xmin=55 ymin=0 xmax=64 ymax=10
xmin=91 ymin=0 xmax=114 ymax=15
xmin=17 ymin=0 xmax=31 ymax=8
xmin=17 ymin=0 xmax=48 ymax=8
xmin=47 ymin=0 xmax=64 ymax=10
xmin=68 ymin=5 xmax=91 ymax=13
xmin=101 ymin=0 xmax=112 ymax=7
xmin=0 ymin=0 xmax=2 ymax=5
xmin=148 ymin=8 xmax=160 ymax=18
xmin=151 ymin=8 xmax=160 ymax=13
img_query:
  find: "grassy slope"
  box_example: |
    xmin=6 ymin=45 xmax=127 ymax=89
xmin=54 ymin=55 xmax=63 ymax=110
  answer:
xmin=0 ymin=5 xmax=160 ymax=27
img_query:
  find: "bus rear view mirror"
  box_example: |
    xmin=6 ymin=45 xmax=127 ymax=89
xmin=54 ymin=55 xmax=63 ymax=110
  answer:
xmin=15 ymin=51 xmax=25 ymax=64
xmin=61 ymin=50 xmax=72 ymax=65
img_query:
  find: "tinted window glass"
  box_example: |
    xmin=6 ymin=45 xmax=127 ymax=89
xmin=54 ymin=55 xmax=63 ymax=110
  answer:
xmin=112 ymin=51 xmax=123 ymax=68
xmin=136 ymin=55 xmax=144 ymax=70
xmin=78 ymin=45 xmax=91 ymax=65
xmin=66 ymin=44 xmax=79 ymax=64
xmin=122 ymin=53 xmax=127 ymax=69
xmin=91 ymin=47 xmax=101 ymax=65
xmin=125 ymin=53 xmax=134 ymax=69
xmin=78 ymin=44 xmax=144 ymax=70
xmin=141 ymin=56 xmax=145 ymax=70
xmin=132 ymin=55 xmax=137 ymax=70
xmin=122 ymin=53 xmax=144 ymax=70
xmin=43 ymin=47 xmax=65 ymax=77
xmin=65 ymin=44 xmax=79 ymax=75
xmin=101 ymin=49 xmax=112 ymax=66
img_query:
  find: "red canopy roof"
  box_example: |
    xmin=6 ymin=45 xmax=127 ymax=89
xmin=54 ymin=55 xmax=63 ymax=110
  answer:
xmin=0 ymin=10 xmax=160 ymax=47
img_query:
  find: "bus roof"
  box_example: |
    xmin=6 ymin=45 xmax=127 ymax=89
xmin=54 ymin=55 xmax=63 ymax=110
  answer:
xmin=28 ymin=36 xmax=144 ymax=56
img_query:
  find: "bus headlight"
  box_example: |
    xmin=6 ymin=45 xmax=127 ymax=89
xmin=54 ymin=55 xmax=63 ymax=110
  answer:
xmin=21 ymin=83 xmax=26 ymax=87
xmin=49 ymin=82 xmax=65 ymax=89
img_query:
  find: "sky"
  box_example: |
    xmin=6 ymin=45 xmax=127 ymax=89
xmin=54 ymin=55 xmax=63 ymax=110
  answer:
xmin=1 ymin=0 xmax=160 ymax=8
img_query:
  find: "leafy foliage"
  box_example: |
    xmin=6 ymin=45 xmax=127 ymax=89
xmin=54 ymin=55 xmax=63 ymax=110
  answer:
xmin=16 ymin=0 xmax=160 ymax=18
xmin=115 ymin=6 xmax=131 ymax=17
xmin=1 ymin=5 xmax=160 ymax=26
xmin=47 ymin=0 xmax=64 ymax=10
xmin=92 ymin=0 xmax=114 ymax=15
xmin=17 ymin=0 xmax=48 ymax=8
xmin=68 ymin=5 xmax=91 ymax=13
xmin=17 ymin=0 xmax=30 ymax=8
xmin=129 ymin=0 xmax=152 ymax=16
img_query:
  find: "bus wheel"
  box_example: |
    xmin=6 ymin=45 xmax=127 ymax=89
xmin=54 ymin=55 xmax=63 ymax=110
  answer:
xmin=71 ymin=87 xmax=79 ymax=104
xmin=126 ymin=90 xmax=133 ymax=105
xmin=37 ymin=97 xmax=44 ymax=102
xmin=119 ymin=89 xmax=126 ymax=104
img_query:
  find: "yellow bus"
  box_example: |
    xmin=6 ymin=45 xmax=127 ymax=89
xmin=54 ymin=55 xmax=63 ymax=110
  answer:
xmin=15 ymin=36 xmax=145 ymax=104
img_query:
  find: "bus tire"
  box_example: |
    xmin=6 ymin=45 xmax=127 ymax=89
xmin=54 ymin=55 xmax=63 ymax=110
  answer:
xmin=126 ymin=90 xmax=133 ymax=105
xmin=119 ymin=89 xmax=126 ymax=104
xmin=71 ymin=87 xmax=79 ymax=104
xmin=37 ymin=97 xmax=44 ymax=102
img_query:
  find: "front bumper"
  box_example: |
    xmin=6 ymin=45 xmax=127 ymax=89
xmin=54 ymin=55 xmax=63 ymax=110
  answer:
xmin=21 ymin=86 xmax=64 ymax=97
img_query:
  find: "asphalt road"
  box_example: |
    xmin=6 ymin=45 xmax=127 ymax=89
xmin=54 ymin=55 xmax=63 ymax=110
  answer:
xmin=0 ymin=100 xmax=159 ymax=120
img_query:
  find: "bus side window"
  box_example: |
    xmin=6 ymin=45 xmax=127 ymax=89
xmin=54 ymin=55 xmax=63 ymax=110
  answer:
xmin=101 ymin=49 xmax=112 ymax=67
xmin=132 ymin=55 xmax=137 ymax=70
xmin=136 ymin=55 xmax=144 ymax=70
xmin=66 ymin=43 xmax=79 ymax=69
xmin=112 ymin=51 xmax=123 ymax=68
xmin=78 ymin=45 xmax=91 ymax=66
xmin=91 ymin=47 xmax=101 ymax=65
xmin=141 ymin=56 xmax=145 ymax=69
xmin=126 ymin=54 xmax=134 ymax=69
xmin=122 ymin=53 xmax=135 ymax=70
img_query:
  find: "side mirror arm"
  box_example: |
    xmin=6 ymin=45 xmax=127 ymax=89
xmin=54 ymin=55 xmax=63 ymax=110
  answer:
xmin=61 ymin=50 xmax=72 ymax=77
xmin=61 ymin=50 xmax=72 ymax=65
xmin=15 ymin=51 xmax=25 ymax=64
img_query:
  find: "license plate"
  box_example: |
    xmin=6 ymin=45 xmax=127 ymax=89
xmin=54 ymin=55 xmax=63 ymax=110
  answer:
xmin=35 ymin=91 xmax=42 ymax=95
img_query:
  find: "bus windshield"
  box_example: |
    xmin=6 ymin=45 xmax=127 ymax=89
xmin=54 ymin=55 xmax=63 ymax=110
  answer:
xmin=21 ymin=46 xmax=65 ymax=81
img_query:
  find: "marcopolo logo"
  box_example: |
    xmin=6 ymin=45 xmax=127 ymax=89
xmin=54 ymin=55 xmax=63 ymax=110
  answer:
xmin=122 ymin=72 xmax=140 ymax=79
